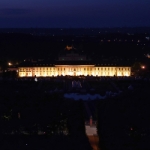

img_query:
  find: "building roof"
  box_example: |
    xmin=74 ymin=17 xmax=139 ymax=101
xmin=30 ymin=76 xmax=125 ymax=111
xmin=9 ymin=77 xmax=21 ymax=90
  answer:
xmin=18 ymin=60 xmax=131 ymax=67
xmin=18 ymin=46 xmax=132 ymax=67
xmin=18 ymin=61 xmax=55 ymax=67
xmin=95 ymin=63 xmax=131 ymax=67
xmin=55 ymin=61 xmax=94 ymax=65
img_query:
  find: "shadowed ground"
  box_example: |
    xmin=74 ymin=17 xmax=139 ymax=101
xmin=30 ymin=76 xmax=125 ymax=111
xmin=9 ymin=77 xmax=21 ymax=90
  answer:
xmin=87 ymin=135 xmax=100 ymax=150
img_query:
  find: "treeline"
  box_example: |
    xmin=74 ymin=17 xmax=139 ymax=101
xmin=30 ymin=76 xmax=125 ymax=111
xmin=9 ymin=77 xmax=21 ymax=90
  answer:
xmin=97 ymin=82 xmax=150 ymax=150
xmin=0 ymin=80 xmax=84 ymax=136
xmin=0 ymin=135 xmax=92 ymax=150
xmin=0 ymin=80 xmax=92 ymax=150
xmin=1 ymin=78 xmax=150 ymax=149
xmin=0 ymin=32 xmax=149 ymax=61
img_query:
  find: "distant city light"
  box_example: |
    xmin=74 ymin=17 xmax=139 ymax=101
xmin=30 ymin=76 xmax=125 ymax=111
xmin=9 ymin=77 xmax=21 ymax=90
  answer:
xmin=145 ymin=37 xmax=150 ymax=40
xmin=146 ymin=54 xmax=150 ymax=58
xmin=141 ymin=66 xmax=145 ymax=69
xmin=8 ymin=62 xmax=12 ymax=66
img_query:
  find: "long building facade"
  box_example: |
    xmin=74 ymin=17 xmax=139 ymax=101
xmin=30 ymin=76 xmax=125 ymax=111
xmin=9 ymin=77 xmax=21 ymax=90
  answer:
xmin=18 ymin=65 xmax=131 ymax=77
xmin=18 ymin=48 xmax=131 ymax=77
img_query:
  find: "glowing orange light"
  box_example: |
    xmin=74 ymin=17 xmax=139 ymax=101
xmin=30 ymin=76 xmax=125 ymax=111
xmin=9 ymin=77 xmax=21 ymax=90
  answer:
xmin=8 ymin=62 xmax=12 ymax=66
xmin=66 ymin=45 xmax=72 ymax=50
xmin=141 ymin=66 xmax=145 ymax=69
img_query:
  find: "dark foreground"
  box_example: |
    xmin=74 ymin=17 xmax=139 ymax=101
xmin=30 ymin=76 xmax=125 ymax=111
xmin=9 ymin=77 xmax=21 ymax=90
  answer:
xmin=0 ymin=76 xmax=150 ymax=150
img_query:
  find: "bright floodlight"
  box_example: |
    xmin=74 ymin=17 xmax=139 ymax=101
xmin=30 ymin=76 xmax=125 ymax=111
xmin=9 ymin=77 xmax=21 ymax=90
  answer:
xmin=8 ymin=62 xmax=12 ymax=66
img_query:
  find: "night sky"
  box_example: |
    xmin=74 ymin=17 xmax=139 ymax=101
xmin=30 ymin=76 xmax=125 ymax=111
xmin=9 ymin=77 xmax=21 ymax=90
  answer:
xmin=0 ymin=0 xmax=150 ymax=28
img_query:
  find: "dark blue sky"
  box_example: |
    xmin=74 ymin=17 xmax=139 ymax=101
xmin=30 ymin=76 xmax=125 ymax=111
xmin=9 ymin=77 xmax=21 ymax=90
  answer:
xmin=0 ymin=0 xmax=150 ymax=28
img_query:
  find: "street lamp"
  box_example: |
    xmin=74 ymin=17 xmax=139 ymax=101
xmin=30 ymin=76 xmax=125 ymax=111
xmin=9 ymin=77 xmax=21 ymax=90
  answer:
xmin=141 ymin=65 xmax=145 ymax=69
xmin=8 ymin=62 xmax=12 ymax=66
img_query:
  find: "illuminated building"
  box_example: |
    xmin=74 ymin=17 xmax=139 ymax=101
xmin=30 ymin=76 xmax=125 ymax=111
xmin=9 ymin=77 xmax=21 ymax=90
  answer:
xmin=18 ymin=47 xmax=131 ymax=77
